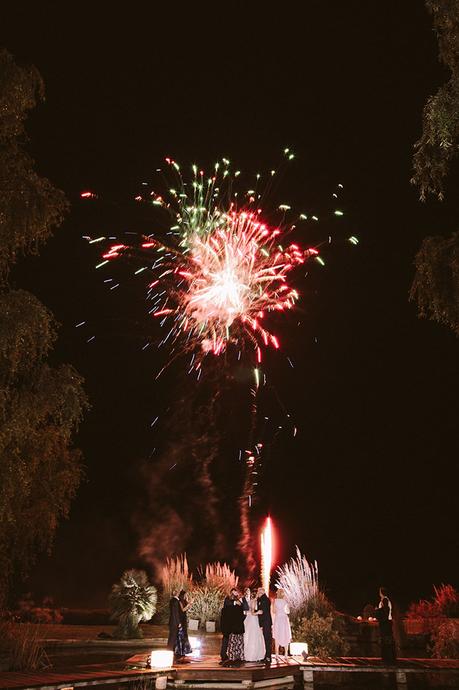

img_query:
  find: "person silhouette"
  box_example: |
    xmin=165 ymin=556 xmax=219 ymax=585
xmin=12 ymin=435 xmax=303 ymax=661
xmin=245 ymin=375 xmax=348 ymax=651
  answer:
xmin=220 ymin=588 xmax=242 ymax=663
xmin=375 ymin=586 xmax=397 ymax=664
xmin=256 ymin=587 xmax=272 ymax=664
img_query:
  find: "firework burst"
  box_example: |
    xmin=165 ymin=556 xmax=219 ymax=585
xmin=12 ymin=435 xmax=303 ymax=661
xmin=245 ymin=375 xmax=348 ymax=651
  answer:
xmin=95 ymin=152 xmax=321 ymax=367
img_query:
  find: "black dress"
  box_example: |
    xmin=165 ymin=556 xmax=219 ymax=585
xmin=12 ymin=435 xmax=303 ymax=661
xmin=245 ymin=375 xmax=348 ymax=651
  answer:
xmin=177 ymin=600 xmax=192 ymax=656
xmin=221 ymin=602 xmax=245 ymax=661
xmin=220 ymin=596 xmax=239 ymax=661
xmin=167 ymin=597 xmax=181 ymax=653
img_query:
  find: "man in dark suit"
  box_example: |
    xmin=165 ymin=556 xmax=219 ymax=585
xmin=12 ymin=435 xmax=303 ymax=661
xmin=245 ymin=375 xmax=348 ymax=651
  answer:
xmin=220 ymin=588 xmax=242 ymax=663
xmin=375 ymin=586 xmax=397 ymax=664
xmin=257 ymin=587 xmax=272 ymax=664
xmin=167 ymin=589 xmax=182 ymax=660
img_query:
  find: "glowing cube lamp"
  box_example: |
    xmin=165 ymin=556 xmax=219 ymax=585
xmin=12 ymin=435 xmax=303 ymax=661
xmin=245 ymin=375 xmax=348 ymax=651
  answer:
xmin=188 ymin=636 xmax=201 ymax=657
xmin=150 ymin=650 xmax=174 ymax=669
xmin=290 ymin=642 xmax=309 ymax=657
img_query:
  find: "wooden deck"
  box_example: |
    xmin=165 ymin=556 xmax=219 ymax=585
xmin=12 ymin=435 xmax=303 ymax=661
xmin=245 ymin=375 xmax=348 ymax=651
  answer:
xmin=0 ymin=664 xmax=155 ymax=690
xmin=1 ymin=653 xmax=458 ymax=690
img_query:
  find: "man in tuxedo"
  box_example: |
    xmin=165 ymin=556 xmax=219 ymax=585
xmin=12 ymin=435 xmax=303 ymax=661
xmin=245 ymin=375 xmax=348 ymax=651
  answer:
xmin=220 ymin=588 xmax=242 ymax=663
xmin=257 ymin=587 xmax=272 ymax=664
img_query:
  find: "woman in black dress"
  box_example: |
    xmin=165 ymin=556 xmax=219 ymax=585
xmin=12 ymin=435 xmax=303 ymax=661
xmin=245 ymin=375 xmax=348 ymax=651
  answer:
xmin=176 ymin=589 xmax=193 ymax=658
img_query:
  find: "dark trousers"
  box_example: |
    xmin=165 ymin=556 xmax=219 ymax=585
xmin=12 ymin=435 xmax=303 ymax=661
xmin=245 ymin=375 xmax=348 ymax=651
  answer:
xmin=221 ymin=635 xmax=229 ymax=660
xmin=262 ymin=625 xmax=272 ymax=661
xmin=379 ymin=621 xmax=396 ymax=664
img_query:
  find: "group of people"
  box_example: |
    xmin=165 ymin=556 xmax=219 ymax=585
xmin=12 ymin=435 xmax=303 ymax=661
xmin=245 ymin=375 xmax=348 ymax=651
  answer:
xmin=167 ymin=584 xmax=397 ymax=667
xmin=220 ymin=586 xmax=291 ymax=665
xmin=167 ymin=586 xmax=291 ymax=665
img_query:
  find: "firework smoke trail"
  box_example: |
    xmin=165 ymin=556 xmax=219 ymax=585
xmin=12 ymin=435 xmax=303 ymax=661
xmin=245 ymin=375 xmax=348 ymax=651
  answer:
xmin=137 ymin=373 xmax=229 ymax=570
xmin=189 ymin=373 xmax=230 ymax=558
xmin=236 ymin=376 xmax=261 ymax=575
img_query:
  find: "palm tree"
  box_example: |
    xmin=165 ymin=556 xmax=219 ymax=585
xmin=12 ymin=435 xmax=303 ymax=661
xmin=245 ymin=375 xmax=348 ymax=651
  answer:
xmin=109 ymin=570 xmax=157 ymax=638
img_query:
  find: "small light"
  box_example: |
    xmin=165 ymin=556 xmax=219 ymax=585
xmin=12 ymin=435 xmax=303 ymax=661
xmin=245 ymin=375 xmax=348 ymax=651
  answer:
xmin=189 ymin=636 xmax=201 ymax=649
xmin=290 ymin=642 xmax=308 ymax=656
xmin=150 ymin=650 xmax=174 ymax=669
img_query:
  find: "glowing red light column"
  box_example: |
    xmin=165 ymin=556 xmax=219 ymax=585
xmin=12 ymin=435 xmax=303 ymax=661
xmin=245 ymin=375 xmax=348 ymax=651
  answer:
xmin=260 ymin=517 xmax=273 ymax=593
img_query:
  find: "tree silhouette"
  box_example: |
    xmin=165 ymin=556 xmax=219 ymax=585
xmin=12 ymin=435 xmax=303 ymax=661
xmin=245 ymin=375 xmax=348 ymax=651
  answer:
xmin=0 ymin=50 xmax=87 ymax=605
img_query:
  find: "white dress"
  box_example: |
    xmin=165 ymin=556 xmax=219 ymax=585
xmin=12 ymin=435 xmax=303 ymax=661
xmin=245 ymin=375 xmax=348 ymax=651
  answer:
xmin=273 ymin=598 xmax=292 ymax=648
xmin=244 ymin=600 xmax=266 ymax=662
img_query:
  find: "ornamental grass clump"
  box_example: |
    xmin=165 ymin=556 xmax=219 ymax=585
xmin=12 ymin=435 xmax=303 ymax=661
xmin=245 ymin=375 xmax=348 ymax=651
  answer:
xmin=276 ymin=547 xmax=320 ymax=628
xmin=203 ymin=562 xmax=238 ymax=592
xmin=109 ymin=569 xmax=157 ymax=639
xmin=188 ymin=586 xmax=224 ymax=629
xmin=0 ymin=622 xmax=51 ymax=671
xmin=157 ymin=554 xmax=194 ymax=623
xmin=276 ymin=547 xmax=344 ymax=654
xmin=160 ymin=554 xmax=193 ymax=596
xmin=188 ymin=562 xmax=236 ymax=628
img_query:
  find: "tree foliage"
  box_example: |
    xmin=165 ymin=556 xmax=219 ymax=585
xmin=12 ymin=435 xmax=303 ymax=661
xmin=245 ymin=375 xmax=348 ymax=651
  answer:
xmin=410 ymin=3 xmax=459 ymax=335
xmin=0 ymin=50 xmax=68 ymax=276
xmin=412 ymin=1 xmax=459 ymax=201
xmin=0 ymin=50 xmax=87 ymax=604
xmin=410 ymin=231 xmax=459 ymax=334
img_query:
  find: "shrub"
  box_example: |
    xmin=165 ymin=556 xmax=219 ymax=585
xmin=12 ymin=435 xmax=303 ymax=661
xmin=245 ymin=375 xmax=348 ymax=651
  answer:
xmin=433 ymin=584 xmax=459 ymax=618
xmin=16 ymin=594 xmax=63 ymax=624
xmin=430 ymin=619 xmax=459 ymax=659
xmin=408 ymin=584 xmax=459 ymax=657
xmin=109 ymin=569 xmax=157 ymax=639
xmin=290 ymin=591 xmax=334 ymax=639
xmin=408 ymin=584 xmax=459 ymax=621
xmin=301 ymin=591 xmax=334 ymax=620
xmin=294 ymin=612 xmax=349 ymax=658
xmin=0 ymin=622 xmax=50 ymax=671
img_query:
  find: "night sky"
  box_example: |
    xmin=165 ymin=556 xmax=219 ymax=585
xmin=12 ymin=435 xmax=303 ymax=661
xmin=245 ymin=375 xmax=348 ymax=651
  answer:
xmin=3 ymin=2 xmax=458 ymax=613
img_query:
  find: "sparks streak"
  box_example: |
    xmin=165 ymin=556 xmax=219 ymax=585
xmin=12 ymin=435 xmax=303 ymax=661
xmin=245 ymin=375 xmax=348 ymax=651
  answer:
xmin=261 ymin=516 xmax=273 ymax=593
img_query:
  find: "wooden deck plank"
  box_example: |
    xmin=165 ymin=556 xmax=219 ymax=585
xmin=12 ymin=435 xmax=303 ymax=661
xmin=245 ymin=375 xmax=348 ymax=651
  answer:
xmin=1 ymin=654 xmax=459 ymax=690
xmin=0 ymin=667 xmax=154 ymax=690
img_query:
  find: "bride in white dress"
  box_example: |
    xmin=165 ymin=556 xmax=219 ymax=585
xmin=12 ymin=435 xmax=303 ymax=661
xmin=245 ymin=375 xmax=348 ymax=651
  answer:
xmin=243 ymin=589 xmax=266 ymax=662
